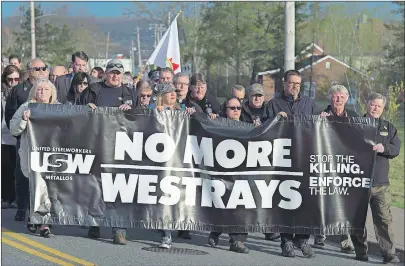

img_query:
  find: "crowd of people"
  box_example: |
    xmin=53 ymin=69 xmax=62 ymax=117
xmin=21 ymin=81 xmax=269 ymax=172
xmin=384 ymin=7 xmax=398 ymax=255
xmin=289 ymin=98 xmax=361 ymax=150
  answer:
xmin=0 ymin=51 xmax=401 ymax=264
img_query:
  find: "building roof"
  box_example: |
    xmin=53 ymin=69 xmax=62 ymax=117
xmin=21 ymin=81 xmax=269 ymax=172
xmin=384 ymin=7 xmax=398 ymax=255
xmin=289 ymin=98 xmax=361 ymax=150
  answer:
xmin=258 ymin=54 xmax=369 ymax=78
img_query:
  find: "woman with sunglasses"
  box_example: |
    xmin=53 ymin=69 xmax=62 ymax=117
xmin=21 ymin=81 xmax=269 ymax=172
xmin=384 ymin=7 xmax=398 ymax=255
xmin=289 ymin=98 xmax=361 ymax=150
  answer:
xmin=1 ymin=65 xmax=20 ymax=209
xmin=208 ymin=97 xmax=250 ymax=254
xmin=136 ymin=80 xmax=155 ymax=109
xmin=66 ymin=72 xmax=90 ymax=105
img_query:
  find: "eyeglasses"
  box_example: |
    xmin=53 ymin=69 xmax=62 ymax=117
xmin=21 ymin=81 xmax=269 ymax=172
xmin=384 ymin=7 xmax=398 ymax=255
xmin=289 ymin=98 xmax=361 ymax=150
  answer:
xmin=251 ymin=94 xmax=263 ymax=98
xmin=30 ymin=66 xmax=48 ymax=72
xmin=141 ymin=94 xmax=152 ymax=98
xmin=77 ymin=82 xmax=88 ymax=86
xmin=227 ymin=106 xmax=242 ymax=111
xmin=287 ymin=81 xmax=301 ymax=87
xmin=176 ymin=82 xmax=189 ymax=87
xmin=7 ymin=77 xmax=20 ymax=82
xmin=106 ymin=63 xmax=124 ymax=69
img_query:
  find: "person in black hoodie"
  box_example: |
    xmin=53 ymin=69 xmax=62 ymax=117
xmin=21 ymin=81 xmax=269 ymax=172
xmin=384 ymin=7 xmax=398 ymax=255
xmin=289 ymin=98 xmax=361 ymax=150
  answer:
xmin=186 ymin=73 xmax=221 ymax=115
xmin=66 ymin=72 xmax=90 ymax=105
xmin=349 ymin=92 xmax=401 ymax=264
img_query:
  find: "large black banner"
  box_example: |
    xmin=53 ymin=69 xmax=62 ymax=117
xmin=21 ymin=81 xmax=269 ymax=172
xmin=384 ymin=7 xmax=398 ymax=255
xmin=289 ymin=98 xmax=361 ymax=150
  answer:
xmin=27 ymin=104 xmax=378 ymax=235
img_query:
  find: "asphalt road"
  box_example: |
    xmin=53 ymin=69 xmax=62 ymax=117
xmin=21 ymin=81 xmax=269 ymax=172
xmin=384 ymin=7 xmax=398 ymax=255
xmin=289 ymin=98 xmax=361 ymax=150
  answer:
xmin=1 ymin=209 xmax=386 ymax=266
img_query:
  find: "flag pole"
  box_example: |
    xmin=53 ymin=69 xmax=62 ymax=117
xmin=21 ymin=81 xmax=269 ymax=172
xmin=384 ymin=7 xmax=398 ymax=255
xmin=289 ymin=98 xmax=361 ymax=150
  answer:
xmin=137 ymin=9 xmax=182 ymax=79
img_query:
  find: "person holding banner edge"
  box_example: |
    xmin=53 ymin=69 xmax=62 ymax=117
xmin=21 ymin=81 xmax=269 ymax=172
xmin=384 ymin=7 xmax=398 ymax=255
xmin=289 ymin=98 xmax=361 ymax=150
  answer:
xmin=349 ymin=92 xmax=401 ymax=264
xmin=10 ymin=78 xmax=59 ymax=238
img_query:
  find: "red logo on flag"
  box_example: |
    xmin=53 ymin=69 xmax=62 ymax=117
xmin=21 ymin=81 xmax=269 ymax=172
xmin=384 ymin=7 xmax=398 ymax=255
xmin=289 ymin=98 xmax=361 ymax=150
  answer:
xmin=167 ymin=58 xmax=179 ymax=72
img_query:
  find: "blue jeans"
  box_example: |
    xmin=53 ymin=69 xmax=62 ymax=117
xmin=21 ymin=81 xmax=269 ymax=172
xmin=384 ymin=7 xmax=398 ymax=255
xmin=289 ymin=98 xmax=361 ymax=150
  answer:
xmin=15 ymin=139 xmax=29 ymax=211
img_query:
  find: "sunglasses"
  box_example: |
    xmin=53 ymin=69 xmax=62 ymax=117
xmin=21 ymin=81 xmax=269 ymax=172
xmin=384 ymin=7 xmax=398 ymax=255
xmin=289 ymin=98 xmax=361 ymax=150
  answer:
xmin=7 ymin=77 xmax=20 ymax=82
xmin=30 ymin=66 xmax=48 ymax=72
xmin=77 ymin=82 xmax=88 ymax=86
xmin=141 ymin=94 xmax=152 ymax=98
xmin=227 ymin=106 xmax=242 ymax=111
xmin=106 ymin=63 xmax=124 ymax=69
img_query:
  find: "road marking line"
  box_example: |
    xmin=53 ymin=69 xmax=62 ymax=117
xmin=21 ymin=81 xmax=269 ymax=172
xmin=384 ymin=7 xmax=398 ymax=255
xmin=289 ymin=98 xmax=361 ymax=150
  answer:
xmin=2 ymin=228 xmax=95 ymax=266
xmin=2 ymin=236 xmax=74 ymax=266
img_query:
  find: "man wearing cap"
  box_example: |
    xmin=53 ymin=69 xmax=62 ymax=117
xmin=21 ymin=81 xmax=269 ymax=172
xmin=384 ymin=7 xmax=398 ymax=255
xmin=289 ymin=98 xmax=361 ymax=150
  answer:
xmin=186 ymin=73 xmax=221 ymax=115
xmin=240 ymin=83 xmax=268 ymax=126
xmin=80 ymin=59 xmax=133 ymax=245
xmin=80 ymin=59 xmax=134 ymax=109
xmin=55 ymin=51 xmax=99 ymax=103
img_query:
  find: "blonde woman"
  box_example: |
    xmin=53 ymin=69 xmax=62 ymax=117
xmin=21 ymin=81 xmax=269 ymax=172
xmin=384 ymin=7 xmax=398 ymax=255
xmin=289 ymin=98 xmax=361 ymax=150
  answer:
xmin=154 ymin=83 xmax=194 ymax=114
xmin=10 ymin=78 xmax=59 ymax=238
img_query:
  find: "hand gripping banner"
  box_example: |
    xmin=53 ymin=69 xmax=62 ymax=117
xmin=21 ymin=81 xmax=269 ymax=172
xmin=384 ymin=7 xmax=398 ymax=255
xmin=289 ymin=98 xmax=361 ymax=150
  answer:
xmin=27 ymin=104 xmax=378 ymax=235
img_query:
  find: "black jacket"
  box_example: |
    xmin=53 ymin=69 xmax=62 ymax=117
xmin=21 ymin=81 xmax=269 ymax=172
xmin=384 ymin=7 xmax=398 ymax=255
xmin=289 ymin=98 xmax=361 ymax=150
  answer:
xmin=240 ymin=101 xmax=268 ymax=124
xmin=5 ymin=80 xmax=33 ymax=129
xmin=265 ymin=92 xmax=320 ymax=119
xmin=186 ymin=92 xmax=221 ymax=115
xmin=55 ymin=73 xmax=99 ymax=103
xmin=370 ymin=117 xmax=401 ymax=186
xmin=324 ymin=105 xmax=359 ymax=117
xmin=178 ymin=96 xmax=203 ymax=113
xmin=79 ymin=81 xmax=134 ymax=107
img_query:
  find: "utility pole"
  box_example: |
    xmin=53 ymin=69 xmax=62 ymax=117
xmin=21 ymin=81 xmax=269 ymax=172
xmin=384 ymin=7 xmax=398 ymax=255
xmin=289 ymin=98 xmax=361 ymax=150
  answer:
xmin=284 ymin=2 xmax=295 ymax=72
xmin=136 ymin=25 xmax=142 ymax=70
xmin=131 ymin=39 xmax=135 ymax=74
xmin=30 ymin=0 xmax=36 ymax=59
xmin=106 ymin=32 xmax=110 ymax=59
xmin=168 ymin=11 xmax=171 ymax=27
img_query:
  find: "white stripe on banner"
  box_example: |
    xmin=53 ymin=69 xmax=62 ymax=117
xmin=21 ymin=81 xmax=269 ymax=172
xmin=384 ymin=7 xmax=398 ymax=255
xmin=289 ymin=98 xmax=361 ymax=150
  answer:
xmin=100 ymin=164 xmax=304 ymax=176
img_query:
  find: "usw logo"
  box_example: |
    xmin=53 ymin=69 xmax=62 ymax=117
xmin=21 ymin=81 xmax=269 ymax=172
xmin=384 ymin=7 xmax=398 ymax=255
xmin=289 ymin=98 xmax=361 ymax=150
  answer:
xmin=30 ymin=152 xmax=95 ymax=174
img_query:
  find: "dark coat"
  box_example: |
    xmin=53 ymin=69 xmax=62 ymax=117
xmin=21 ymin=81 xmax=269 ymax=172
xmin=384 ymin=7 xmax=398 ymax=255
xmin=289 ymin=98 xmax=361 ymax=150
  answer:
xmin=4 ymin=80 xmax=33 ymax=129
xmin=240 ymin=101 xmax=268 ymax=124
xmin=369 ymin=117 xmax=401 ymax=186
xmin=324 ymin=105 xmax=359 ymax=117
xmin=186 ymin=92 xmax=221 ymax=114
xmin=55 ymin=73 xmax=99 ymax=103
xmin=265 ymin=92 xmax=321 ymax=119
xmin=79 ymin=81 xmax=133 ymax=107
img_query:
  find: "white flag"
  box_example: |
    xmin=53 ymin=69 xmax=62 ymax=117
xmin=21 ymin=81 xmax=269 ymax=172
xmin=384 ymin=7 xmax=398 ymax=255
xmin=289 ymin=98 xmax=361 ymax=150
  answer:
xmin=147 ymin=13 xmax=181 ymax=74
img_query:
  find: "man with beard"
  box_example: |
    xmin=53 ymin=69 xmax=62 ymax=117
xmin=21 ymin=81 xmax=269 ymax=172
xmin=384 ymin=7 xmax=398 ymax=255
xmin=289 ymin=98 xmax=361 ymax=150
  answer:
xmin=265 ymin=69 xmax=319 ymax=258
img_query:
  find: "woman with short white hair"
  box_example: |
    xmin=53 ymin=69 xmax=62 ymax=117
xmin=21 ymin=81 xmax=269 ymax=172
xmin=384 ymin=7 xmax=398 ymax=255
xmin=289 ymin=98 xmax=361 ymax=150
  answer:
xmin=10 ymin=78 xmax=59 ymax=238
